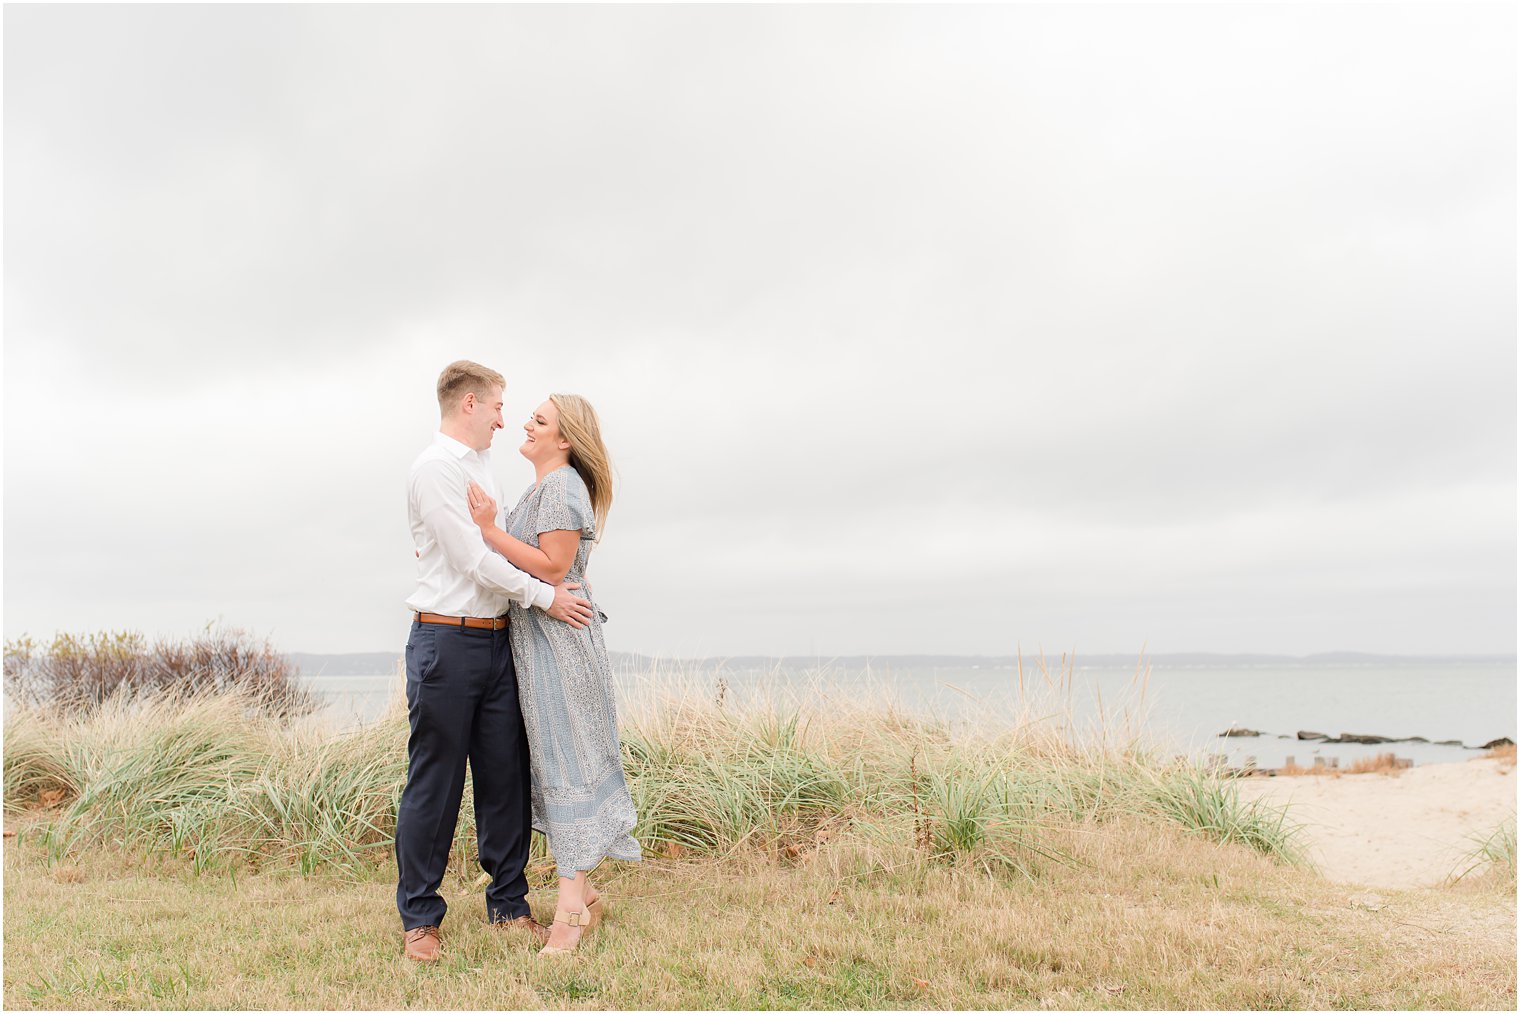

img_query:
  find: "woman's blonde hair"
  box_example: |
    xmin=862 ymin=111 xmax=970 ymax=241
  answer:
xmin=550 ymin=393 xmax=613 ymax=538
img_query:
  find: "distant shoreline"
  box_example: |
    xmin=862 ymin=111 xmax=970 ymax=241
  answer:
xmin=290 ymin=650 xmax=1518 ymax=677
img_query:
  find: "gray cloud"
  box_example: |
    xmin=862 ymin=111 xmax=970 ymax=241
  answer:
xmin=4 ymin=4 xmax=1513 ymax=657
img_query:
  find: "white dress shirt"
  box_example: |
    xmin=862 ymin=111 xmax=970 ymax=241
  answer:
xmin=405 ymin=432 xmax=555 ymax=617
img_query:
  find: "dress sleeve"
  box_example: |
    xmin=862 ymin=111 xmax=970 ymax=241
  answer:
xmin=536 ymin=469 xmax=594 ymax=539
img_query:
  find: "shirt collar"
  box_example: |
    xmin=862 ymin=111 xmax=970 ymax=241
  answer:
xmin=433 ymin=432 xmax=480 ymax=460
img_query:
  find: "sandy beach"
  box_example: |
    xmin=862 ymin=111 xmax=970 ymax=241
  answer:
xmin=1235 ymin=755 xmax=1516 ymax=889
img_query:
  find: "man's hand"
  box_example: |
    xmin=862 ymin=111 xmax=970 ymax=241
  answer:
xmin=546 ymin=582 xmax=594 ymax=629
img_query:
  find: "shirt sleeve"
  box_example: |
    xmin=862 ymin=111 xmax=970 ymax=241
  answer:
xmin=413 ymin=460 xmax=556 ymax=611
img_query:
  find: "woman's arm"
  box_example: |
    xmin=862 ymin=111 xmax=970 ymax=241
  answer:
xmin=467 ymin=481 xmax=580 ymax=585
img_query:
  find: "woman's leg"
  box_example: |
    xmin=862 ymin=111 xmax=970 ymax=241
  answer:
xmin=546 ymin=870 xmax=594 ymax=949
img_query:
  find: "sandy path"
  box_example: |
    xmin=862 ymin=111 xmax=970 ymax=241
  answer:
xmin=1235 ymin=757 xmax=1516 ymax=889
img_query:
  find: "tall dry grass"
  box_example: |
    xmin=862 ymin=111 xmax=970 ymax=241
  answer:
xmin=4 ymin=656 xmax=1304 ymax=878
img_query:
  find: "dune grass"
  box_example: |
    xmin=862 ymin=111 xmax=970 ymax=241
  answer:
xmin=1451 ymin=815 xmax=1517 ymax=886
xmin=4 ymin=667 xmax=1303 ymax=878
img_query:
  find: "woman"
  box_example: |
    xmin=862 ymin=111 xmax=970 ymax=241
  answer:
xmin=464 ymin=393 xmax=640 ymax=956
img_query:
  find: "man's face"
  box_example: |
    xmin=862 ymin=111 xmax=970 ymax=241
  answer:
xmin=463 ymin=385 xmax=505 ymax=451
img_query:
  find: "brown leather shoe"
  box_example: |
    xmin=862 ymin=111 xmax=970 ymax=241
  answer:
xmin=403 ymin=925 xmax=442 ymax=962
xmin=492 ymin=914 xmax=550 ymax=947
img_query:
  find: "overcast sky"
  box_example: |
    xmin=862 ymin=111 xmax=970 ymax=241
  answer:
xmin=4 ymin=4 xmax=1514 ymax=659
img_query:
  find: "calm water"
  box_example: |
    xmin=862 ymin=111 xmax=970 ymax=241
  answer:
xmin=300 ymin=662 xmax=1516 ymax=769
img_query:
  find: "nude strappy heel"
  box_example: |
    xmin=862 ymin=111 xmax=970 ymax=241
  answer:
xmin=538 ymin=904 xmax=597 ymax=956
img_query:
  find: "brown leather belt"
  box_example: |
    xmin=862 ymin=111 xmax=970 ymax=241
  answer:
xmin=414 ymin=611 xmax=508 ymax=631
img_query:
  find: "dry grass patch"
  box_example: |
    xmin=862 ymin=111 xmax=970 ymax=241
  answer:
xmin=1276 ymin=759 xmax=1338 ymax=778
xmin=4 ymin=819 xmax=1513 ymax=1011
xmin=1275 ymin=753 xmax=1411 ymax=778
xmin=1344 ymin=752 xmax=1407 ymax=776
xmin=1484 ymin=742 xmax=1517 ymax=766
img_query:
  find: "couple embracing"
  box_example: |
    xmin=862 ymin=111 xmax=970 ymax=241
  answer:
xmin=397 ymin=360 xmax=639 ymax=961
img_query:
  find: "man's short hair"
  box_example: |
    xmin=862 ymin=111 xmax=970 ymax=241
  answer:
xmin=436 ymin=360 xmax=505 ymax=414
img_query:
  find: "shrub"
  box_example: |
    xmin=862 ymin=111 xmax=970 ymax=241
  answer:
xmin=3 ymin=626 xmax=314 ymax=719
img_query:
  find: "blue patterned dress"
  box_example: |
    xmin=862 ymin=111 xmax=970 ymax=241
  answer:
xmin=503 ymin=465 xmax=640 ymax=877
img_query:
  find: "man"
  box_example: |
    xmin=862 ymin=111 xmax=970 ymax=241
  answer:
xmin=397 ymin=360 xmax=594 ymax=962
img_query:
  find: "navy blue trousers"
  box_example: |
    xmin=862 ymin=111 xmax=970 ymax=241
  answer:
xmin=395 ymin=619 xmax=533 ymax=930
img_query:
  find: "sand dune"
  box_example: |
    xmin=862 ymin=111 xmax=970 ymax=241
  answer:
xmin=1235 ymin=756 xmax=1516 ymax=889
